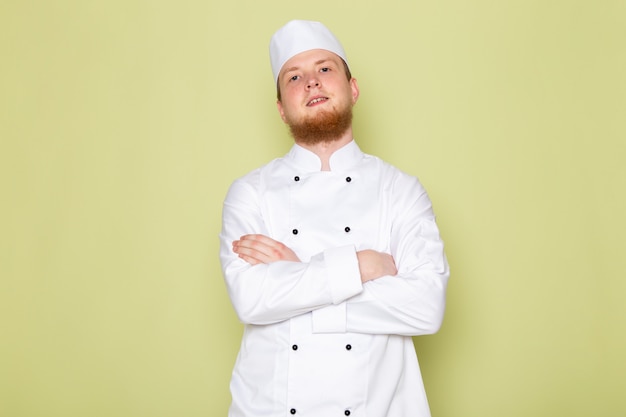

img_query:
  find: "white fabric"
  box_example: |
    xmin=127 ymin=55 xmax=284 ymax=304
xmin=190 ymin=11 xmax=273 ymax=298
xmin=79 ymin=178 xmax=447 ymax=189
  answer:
xmin=219 ymin=140 xmax=450 ymax=417
xmin=269 ymin=20 xmax=348 ymax=83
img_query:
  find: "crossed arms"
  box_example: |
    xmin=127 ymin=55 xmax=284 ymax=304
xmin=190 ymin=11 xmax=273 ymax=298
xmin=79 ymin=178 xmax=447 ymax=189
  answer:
xmin=219 ymin=170 xmax=450 ymax=336
xmin=232 ymin=234 xmax=398 ymax=283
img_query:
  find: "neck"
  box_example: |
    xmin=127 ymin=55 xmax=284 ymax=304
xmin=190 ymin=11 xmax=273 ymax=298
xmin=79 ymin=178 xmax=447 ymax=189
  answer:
xmin=295 ymin=128 xmax=353 ymax=171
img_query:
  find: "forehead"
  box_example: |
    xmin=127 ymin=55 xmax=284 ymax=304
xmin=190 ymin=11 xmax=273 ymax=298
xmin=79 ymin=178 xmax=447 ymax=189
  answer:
xmin=280 ymin=49 xmax=344 ymax=74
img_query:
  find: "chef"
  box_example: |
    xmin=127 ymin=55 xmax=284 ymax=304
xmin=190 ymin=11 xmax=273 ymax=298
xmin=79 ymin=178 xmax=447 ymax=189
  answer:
xmin=219 ymin=20 xmax=450 ymax=417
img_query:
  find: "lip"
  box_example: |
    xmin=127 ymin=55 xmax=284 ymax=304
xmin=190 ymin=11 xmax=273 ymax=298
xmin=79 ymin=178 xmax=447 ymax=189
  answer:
xmin=306 ymin=96 xmax=329 ymax=107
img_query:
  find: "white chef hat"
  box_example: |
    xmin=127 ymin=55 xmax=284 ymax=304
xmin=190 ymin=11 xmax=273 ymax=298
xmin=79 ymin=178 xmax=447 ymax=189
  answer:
xmin=269 ymin=20 xmax=348 ymax=83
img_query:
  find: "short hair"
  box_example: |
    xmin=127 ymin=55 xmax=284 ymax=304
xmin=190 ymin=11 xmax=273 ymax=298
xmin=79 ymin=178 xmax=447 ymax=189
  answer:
xmin=276 ymin=58 xmax=352 ymax=101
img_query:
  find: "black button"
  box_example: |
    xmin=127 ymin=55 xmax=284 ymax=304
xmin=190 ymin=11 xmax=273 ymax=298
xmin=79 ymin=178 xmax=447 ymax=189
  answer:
xmin=290 ymin=409 xmax=296 ymax=415
xmin=344 ymin=227 xmax=351 ymax=233
xmin=292 ymin=229 xmax=298 ymax=235
xmin=292 ymin=344 xmax=298 ymax=351
xmin=345 ymin=344 xmax=352 ymax=350
xmin=346 ymin=177 xmax=352 ymax=182
xmin=345 ymin=410 xmax=351 ymax=416
xmin=294 ymin=176 xmax=300 ymax=182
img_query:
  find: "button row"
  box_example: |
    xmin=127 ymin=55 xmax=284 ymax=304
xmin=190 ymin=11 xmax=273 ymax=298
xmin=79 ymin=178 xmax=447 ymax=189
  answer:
xmin=290 ymin=344 xmax=352 ymax=351
xmin=292 ymin=227 xmax=352 ymax=235
xmin=289 ymin=408 xmax=351 ymax=415
xmin=293 ymin=176 xmax=353 ymax=182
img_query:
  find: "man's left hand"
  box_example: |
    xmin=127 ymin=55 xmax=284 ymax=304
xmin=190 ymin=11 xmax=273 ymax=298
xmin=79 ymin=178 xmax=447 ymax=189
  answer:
xmin=232 ymin=234 xmax=301 ymax=265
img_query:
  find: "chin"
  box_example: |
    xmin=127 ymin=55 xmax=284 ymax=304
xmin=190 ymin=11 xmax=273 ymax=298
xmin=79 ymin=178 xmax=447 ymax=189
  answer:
xmin=287 ymin=107 xmax=353 ymax=145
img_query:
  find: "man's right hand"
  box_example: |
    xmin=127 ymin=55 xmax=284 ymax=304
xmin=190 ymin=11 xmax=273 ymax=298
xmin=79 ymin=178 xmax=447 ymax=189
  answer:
xmin=357 ymin=250 xmax=397 ymax=283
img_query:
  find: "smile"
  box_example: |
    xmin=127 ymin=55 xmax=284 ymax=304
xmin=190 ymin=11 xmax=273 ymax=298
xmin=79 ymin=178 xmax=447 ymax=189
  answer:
xmin=307 ymin=97 xmax=328 ymax=106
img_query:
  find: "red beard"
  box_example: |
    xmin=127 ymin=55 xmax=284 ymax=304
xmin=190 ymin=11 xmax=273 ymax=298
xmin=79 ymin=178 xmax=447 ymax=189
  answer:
xmin=285 ymin=106 xmax=353 ymax=146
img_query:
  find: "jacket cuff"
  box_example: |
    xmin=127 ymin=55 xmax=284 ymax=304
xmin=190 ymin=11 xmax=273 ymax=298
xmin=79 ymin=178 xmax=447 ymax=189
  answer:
xmin=311 ymin=245 xmax=362 ymax=334
xmin=324 ymin=244 xmax=362 ymax=304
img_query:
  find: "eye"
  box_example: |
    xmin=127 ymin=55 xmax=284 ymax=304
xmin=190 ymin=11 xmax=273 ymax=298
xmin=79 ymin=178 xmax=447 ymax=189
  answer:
xmin=289 ymin=75 xmax=300 ymax=82
xmin=320 ymin=67 xmax=331 ymax=73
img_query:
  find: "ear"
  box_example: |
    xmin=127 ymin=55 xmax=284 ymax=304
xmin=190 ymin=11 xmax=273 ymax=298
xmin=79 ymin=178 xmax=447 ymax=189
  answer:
xmin=350 ymin=78 xmax=360 ymax=104
xmin=276 ymin=100 xmax=287 ymax=123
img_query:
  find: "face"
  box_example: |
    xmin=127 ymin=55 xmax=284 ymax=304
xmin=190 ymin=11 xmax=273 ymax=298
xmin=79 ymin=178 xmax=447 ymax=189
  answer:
xmin=276 ymin=49 xmax=359 ymax=145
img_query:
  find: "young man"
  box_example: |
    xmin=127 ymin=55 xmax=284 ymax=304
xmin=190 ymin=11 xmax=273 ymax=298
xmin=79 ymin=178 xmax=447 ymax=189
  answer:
xmin=219 ymin=20 xmax=450 ymax=417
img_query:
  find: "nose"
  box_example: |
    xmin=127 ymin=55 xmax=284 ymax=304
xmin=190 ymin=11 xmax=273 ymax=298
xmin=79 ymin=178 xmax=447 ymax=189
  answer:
xmin=305 ymin=76 xmax=320 ymax=90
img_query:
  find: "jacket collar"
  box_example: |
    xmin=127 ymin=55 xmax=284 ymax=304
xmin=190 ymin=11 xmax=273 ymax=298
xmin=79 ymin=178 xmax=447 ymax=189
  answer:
xmin=286 ymin=140 xmax=363 ymax=172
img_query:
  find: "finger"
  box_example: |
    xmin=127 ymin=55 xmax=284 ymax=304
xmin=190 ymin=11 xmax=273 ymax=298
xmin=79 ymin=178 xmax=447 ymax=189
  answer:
xmin=238 ymin=253 xmax=261 ymax=265
xmin=238 ymin=234 xmax=281 ymax=248
xmin=236 ymin=247 xmax=270 ymax=263
xmin=234 ymin=240 xmax=276 ymax=264
xmin=234 ymin=240 xmax=273 ymax=259
xmin=233 ymin=234 xmax=299 ymax=263
xmin=235 ymin=236 xmax=277 ymax=258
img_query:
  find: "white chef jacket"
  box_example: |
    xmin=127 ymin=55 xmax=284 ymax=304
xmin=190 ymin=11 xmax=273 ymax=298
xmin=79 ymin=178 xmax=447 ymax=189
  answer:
xmin=219 ymin=140 xmax=449 ymax=417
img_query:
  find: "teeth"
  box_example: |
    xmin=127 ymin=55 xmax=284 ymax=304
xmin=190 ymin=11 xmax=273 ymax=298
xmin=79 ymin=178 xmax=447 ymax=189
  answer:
xmin=308 ymin=97 xmax=327 ymax=105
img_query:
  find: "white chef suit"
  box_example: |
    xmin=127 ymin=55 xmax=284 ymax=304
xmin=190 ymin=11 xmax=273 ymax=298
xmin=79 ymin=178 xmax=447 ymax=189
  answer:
xmin=219 ymin=140 xmax=449 ymax=417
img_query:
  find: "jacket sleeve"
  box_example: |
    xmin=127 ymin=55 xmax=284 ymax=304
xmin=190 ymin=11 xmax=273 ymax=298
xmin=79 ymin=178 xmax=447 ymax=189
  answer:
xmin=219 ymin=175 xmax=364 ymax=325
xmin=341 ymin=171 xmax=450 ymax=337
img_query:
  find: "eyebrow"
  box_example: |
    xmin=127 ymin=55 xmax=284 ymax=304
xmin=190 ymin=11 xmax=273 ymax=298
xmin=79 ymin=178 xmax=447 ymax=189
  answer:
xmin=282 ymin=59 xmax=335 ymax=77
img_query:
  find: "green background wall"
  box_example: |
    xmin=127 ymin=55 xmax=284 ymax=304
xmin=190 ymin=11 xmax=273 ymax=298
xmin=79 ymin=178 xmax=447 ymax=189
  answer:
xmin=2 ymin=1 xmax=624 ymax=416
